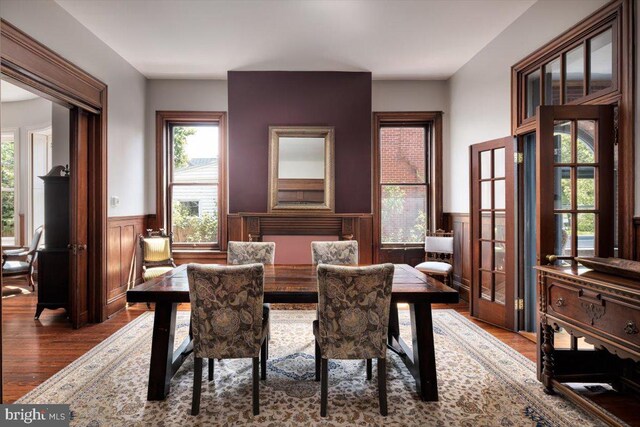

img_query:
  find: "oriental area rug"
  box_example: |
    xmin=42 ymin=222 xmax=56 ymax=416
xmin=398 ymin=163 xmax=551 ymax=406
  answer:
xmin=17 ymin=309 xmax=621 ymax=426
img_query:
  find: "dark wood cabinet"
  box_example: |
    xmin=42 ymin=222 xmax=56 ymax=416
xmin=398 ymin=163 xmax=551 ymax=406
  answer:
xmin=35 ymin=173 xmax=70 ymax=319
xmin=537 ymin=266 xmax=640 ymax=425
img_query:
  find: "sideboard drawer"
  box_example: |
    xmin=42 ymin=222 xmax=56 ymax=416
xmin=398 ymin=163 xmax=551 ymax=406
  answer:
xmin=548 ymin=282 xmax=593 ymax=326
xmin=548 ymin=280 xmax=640 ymax=348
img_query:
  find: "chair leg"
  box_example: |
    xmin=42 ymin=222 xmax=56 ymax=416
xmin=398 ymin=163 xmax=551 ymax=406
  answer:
xmin=320 ymin=358 xmax=328 ymax=417
xmin=28 ymin=273 xmax=36 ymax=291
xmin=208 ymin=358 xmax=214 ymax=381
xmin=252 ymin=357 xmax=260 ymax=415
xmin=366 ymin=359 xmax=372 ymax=381
xmin=315 ymin=339 xmax=321 ymax=381
xmin=191 ymin=357 xmax=203 ymax=416
xmin=378 ymin=358 xmax=387 ymax=416
xmin=260 ymin=338 xmax=267 ymax=380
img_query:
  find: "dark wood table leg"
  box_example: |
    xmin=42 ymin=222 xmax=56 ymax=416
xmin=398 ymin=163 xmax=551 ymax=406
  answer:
xmin=147 ymin=302 xmax=177 ymax=401
xmin=410 ymin=302 xmax=438 ymax=401
xmin=388 ymin=302 xmax=400 ymax=344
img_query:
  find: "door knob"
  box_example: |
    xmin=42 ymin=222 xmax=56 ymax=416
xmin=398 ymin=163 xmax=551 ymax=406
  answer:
xmin=78 ymin=244 xmax=87 ymax=251
xmin=67 ymin=243 xmax=76 ymax=255
xmin=546 ymin=255 xmax=558 ymax=264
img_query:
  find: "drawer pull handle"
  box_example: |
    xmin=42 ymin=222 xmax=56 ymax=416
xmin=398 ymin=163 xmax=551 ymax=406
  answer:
xmin=555 ymin=298 xmax=565 ymax=307
xmin=624 ymin=321 xmax=638 ymax=335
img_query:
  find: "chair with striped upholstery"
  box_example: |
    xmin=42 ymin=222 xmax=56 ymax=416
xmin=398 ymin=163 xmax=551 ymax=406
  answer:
xmin=140 ymin=229 xmax=176 ymax=281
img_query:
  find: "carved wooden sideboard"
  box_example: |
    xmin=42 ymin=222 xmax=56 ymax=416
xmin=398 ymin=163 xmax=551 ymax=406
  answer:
xmin=536 ymin=266 xmax=640 ymax=425
xmin=227 ymin=213 xmax=374 ymax=263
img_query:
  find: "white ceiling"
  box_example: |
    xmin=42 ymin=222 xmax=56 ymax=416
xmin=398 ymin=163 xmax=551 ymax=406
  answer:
xmin=55 ymin=0 xmax=535 ymax=80
xmin=1 ymin=80 xmax=40 ymax=102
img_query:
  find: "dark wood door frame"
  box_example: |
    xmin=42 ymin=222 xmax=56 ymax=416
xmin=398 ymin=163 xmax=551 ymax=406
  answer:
xmin=0 ymin=18 xmax=109 ymax=328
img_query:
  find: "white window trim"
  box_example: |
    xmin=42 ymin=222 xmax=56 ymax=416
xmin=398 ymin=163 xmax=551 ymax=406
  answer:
xmin=26 ymin=125 xmax=52 ymax=241
xmin=1 ymin=128 xmax=20 ymax=246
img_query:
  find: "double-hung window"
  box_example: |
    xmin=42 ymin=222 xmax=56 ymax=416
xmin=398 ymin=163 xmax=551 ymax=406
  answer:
xmin=1 ymin=130 xmax=18 ymax=246
xmin=157 ymin=112 xmax=227 ymax=250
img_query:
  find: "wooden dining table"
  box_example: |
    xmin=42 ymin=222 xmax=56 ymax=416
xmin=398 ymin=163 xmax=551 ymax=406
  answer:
xmin=126 ymin=263 xmax=459 ymax=402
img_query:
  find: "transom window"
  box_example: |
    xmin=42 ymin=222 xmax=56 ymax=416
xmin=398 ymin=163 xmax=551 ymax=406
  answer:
xmin=518 ymin=24 xmax=617 ymax=125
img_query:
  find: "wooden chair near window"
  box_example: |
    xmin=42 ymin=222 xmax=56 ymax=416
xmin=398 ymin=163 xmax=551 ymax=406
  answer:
xmin=310 ymin=240 xmax=358 ymax=265
xmin=313 ymin=263 xmax=394 ymax=417
xmin=187 ymin=263 xmax=269 ymax=416
xmin=414 ymin=230 xmax=454 ymax=285
xmin=2 ymin=225 xmax=44 ymax=291
xmin=139 ymin=229 xmax=176 ymax=281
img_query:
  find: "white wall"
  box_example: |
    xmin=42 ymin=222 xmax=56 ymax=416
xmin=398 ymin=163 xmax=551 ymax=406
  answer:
xmin=145 ymin=79 xmax=228 ymax=213
xmin=372 ymin=80 xmax=448 ymax=112
xmin=0 ymin=0 xmax=147 ymax=216
xmin=51 ymin=103 xmax=69 ymax=167
xmin=447 ymin=0 xmax=609 ymax=213
xmin=1 ymin=97 xmax=52 ymax=220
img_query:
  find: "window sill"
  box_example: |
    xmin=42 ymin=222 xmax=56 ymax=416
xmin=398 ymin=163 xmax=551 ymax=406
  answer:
xmin=174 ymin=249 xmax=226 ymax=255
xmin=380 ymin=245 xmax=424 ymax=251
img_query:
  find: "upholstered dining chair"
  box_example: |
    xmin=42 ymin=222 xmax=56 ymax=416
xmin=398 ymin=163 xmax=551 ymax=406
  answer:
xmin=414 ymin=230 xmax=454 ymax=285
xmin=2 ymin=225 xmax=44 ymax=291
xmin=313 ymin=263 xmax=394 ymax=417
xmin=227 ymin=241 xmax=274 ymax=356
xmin=311 ymin=240 xmax=358 ymax=265
xmin=139 ymin=229 xmax=176 ymax=281
xmin=227 ymin=241 xmax=276 ymax=265
xmin=187 ymin=263 xmax=269 ymax=416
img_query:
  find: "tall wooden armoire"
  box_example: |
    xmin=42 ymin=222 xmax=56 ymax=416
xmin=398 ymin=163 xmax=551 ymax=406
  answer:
xmin=35 ymin=167 xmax=70 ymax=319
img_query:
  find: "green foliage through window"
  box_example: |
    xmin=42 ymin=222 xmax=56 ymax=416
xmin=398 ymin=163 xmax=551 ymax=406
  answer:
xmin=1 ymin=138 xmax=15 ymax=238
xmin=381 ymin=185 xmax=427 ymax=244
xmin=172 ymin=202 xmax=218 ymax=244
xmin=172 ymin=126 xmax=196 ymax=170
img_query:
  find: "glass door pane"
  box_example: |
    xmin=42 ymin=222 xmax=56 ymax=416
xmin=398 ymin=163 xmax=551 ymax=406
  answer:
xmin=471 ymin=136 xmax=516 ymax=329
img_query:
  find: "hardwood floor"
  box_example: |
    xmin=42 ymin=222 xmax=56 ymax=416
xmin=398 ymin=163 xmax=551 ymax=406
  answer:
xmin=3 ymin=291 xmax=637 ymax=426
xmin=2 ymin=288 xmax=146 ymax=403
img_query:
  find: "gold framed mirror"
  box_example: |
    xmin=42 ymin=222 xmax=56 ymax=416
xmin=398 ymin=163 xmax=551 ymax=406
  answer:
xmin=268 ymin=126 xmax=335 ymax=212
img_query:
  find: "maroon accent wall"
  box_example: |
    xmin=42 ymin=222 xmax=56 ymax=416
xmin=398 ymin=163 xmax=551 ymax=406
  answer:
xmin=228 ymin=71 xmax=372 ymax=213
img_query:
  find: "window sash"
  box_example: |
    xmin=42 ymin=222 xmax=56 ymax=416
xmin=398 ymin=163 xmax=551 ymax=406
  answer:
xmin=1 ymin=131 xmax=18 ymax=244
xmin=169 ymin=182 xmax=219 ymax=247
xmin=378 ymin=123 xmax=430 ymax=246
xmin=165 ymin=121 xmax=223 ymax=249
xmin=380 ymin=183 xmax=428 ymax=245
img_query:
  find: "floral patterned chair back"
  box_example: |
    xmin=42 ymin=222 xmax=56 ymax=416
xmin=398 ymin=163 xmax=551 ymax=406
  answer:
xmin=187 ymin=263 xmax=266 ymax=359
xmin=311 ymin=240 xmax=358 ymax=265
xmin=316 ymin=263 xmax=394 ymax=359
xmin=227 ymin=241 xmax=276 ymax=265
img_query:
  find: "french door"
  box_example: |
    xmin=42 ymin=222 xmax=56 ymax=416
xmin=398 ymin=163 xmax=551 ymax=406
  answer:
xmin=470 ymin=137 xmax=516 ymax=329
xmin=536 ymin=105 xmax=614 ymax=266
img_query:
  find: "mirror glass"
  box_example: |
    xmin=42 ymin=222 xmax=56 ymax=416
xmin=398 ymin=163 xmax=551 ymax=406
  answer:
xmin=269 ymin=127 xmax=334 ymax=211
xmin=277 ymin=137 xmax=325 ymax=206
xmin=277 ymin=137 xmax=325 ymax=179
